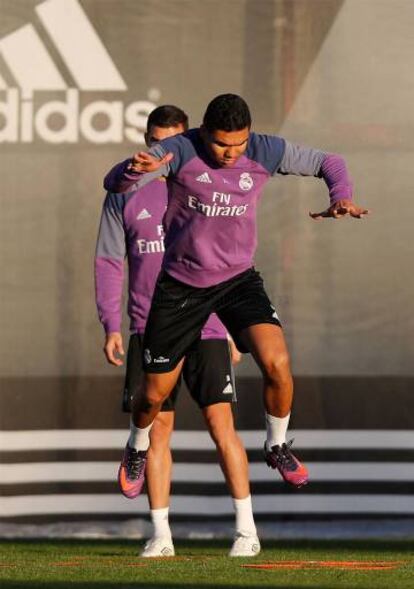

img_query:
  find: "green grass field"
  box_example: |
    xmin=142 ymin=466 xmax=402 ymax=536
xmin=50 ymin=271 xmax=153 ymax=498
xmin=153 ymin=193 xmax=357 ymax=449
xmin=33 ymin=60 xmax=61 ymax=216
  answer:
xmin=1 ymin=539 xmax=413 ymax=589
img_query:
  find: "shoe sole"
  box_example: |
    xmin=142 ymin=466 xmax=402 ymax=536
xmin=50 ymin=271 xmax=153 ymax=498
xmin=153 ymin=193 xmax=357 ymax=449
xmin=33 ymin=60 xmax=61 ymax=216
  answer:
xmin=140 ymin=552 xmax=175 ymax=558
xmin=229 ymin=550 xmax=261 ymax=557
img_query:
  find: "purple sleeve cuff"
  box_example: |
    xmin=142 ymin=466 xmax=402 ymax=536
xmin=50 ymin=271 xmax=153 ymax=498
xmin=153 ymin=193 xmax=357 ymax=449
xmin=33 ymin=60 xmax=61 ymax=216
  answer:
xmin=95 ymin=257 xmax=124 ymax=335
xmin=102 ymin=316 xmax=122 ymax=335
xmin=104 ymin=158 xmax=142 ymax=193
xmin=320 ymin=154 xmax=353 ymax=204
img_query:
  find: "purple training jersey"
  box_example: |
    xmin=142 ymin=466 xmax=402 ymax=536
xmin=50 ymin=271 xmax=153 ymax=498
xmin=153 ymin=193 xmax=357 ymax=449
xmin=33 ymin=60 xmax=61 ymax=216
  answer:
xmin=104 ymin=130 xmax=353 ymax=287
xmin=95 ymin=178 xmax=226 ymax=338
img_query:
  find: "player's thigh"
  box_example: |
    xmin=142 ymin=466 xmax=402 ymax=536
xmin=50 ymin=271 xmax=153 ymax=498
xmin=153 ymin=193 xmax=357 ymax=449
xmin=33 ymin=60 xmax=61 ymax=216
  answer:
xmin=125 ymin=336 xmax=183 ymax=408
xmin=216 ymin=268 xmax=281 ymax=353
xmin=183 ymin=339 xmax=236 ymax=409
xmin=143 ymin=272 xmax=212 ymax=373
xmin=239 ymin=323 xmax=292 ymax=377
xmin=159 ymin=373 xmax=182 ymax=412
xmin=143 ymin=359 xmax=185 ymax=402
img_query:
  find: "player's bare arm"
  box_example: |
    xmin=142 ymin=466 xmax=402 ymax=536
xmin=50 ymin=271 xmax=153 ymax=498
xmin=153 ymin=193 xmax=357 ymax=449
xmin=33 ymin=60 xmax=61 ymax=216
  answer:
xmin=309 ymin=199 xmax=370 ymax=220
xmin=104 ymin=331 xmax=125 ymax=366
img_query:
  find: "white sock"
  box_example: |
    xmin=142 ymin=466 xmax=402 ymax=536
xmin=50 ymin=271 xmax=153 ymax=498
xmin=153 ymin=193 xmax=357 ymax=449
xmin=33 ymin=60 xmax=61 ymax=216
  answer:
xmin=150 ymin=507 xmax=172 ymax=539
xmin=128 ymin=418 xmax=153 ymax=452
xmin=233 ymin=495 xmax=257 ymax=537
xmin=266 ymin=412 xmax=290 ymax=451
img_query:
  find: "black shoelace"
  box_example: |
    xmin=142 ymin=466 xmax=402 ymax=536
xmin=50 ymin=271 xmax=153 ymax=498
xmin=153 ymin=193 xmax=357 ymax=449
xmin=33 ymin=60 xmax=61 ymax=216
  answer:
xmin=126 ymin=449 xmax=146 ymax=480
xmin=273 ymin=440 xmax=297 ymax=472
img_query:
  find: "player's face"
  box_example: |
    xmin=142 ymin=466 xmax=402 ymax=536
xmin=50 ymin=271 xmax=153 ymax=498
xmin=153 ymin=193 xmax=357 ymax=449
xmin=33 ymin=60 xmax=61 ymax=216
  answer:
xmin=201 ymin=126 xmax=250 ymax=168
xmin=145 ymin=124 xmax=185 ymax=147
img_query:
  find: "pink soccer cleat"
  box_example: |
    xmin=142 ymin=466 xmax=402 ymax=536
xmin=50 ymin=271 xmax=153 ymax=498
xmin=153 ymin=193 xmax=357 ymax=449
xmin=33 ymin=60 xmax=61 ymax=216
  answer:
xmin=264 ymin=439 xmax=309 ymax=488
xmin=118 ymin=444 xmax=147 ymax=499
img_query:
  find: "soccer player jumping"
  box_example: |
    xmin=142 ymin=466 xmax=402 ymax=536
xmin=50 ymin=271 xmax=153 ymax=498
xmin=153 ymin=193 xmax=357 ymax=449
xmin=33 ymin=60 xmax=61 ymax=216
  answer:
xmin=105 ymin=94 xmax=368 ymax=510
xmin=97 ymin=105 xmax=260 ymax=557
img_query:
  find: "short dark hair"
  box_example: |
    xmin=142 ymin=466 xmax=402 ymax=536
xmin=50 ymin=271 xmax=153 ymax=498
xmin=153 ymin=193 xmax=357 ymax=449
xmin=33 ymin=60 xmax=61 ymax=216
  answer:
xmin=203 ymin=94 xmax=251 ymax=132
xmin=147 ymin=105 xmax=189 ymax=132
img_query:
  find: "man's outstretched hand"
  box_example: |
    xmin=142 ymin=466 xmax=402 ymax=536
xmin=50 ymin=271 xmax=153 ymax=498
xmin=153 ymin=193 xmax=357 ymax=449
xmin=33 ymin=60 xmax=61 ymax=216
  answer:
xmin=127 ymin=151 xmax=174 ymax=173
xmin=309 ymin=199 xmax=369 ymax=220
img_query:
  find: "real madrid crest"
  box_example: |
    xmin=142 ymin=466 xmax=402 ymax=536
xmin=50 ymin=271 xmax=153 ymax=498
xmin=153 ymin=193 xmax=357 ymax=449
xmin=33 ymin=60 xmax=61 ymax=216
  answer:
xmin=239 ymin=172 xmax=253 ymax=191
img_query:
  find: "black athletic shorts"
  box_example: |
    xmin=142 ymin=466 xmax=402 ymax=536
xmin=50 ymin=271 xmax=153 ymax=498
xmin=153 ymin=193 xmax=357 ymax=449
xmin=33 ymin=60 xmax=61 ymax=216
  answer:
xmin=122 ymin=333 xmax=236 ymax=412
xmin=143 ymin=267 xmax=281 ymax=373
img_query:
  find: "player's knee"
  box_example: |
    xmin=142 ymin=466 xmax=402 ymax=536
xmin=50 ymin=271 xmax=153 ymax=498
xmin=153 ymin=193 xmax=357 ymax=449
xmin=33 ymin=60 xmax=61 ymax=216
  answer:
xmin=262 ymin=352 xmax=292 ymax=385
xmin=145 ymin=388 xmax=170 ymax=407
xmin=205 ymin=414 xmax=235 ymax=449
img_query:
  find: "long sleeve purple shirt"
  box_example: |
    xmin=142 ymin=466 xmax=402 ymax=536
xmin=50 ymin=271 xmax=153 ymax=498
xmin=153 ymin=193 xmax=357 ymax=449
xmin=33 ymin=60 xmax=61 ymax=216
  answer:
xmin=104 ymin=130 xmax=353 ymax=288
xmin=95 ymin=178 xmax=226 ymax=337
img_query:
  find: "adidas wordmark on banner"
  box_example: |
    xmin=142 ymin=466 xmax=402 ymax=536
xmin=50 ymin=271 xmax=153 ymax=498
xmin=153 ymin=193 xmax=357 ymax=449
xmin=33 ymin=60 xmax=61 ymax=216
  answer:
xmin=0 ymin=0 xmax=159 ymax=144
